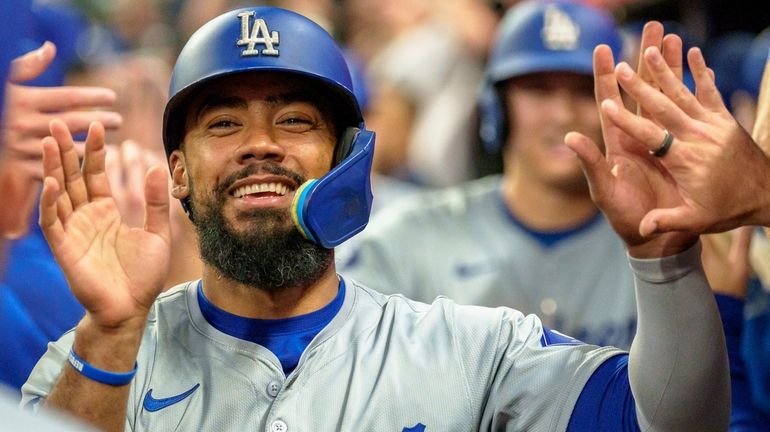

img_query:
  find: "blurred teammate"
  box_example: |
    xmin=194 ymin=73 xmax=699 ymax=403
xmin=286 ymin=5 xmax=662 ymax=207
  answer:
xmin=343 ymin=0 xmax=637 ymax=348
xmin=22 ymin=6 xmax=727 ymax=432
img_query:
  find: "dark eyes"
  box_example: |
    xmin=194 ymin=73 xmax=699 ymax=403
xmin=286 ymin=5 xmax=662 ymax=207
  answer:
xmin=209 ymin=119 xmax=240 ymax=129
xmin=204 ymin=113 xmax=318 ymax=133
xmin=280 ymin=116 xmax=312 ymax=125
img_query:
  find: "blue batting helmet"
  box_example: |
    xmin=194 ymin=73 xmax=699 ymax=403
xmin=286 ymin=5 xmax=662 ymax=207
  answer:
xmin=478 ymin=0 xmax=622 ymax=157
xmin=162 ymin=6 xmax=363 ymax=159
xmin=487 ymin=0 xmax=622 ymax=84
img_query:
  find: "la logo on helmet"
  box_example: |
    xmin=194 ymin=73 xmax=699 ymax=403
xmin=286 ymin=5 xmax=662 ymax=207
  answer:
xmin=237 ymin=11 xmax=280 ymax=56
xmin=541 ymin=5 xmax=580 ymax=51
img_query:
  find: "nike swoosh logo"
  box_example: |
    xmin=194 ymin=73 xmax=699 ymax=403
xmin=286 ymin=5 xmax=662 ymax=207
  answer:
xmin=455 ymin=263 xmax=494 ymax=278
xmin=143 ymin=383 xmax=200 ymax=412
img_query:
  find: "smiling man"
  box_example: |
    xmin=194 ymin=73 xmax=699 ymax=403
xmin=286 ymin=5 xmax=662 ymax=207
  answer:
xmin=21 ymin=6 xmax=729 ymax=432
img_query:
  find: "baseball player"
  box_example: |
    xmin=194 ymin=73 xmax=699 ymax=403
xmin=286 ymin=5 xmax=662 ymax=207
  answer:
xmin=23 ymin=6 xmax=728 ymax=432
xmin=342 ymin=1 xmax=637 ymax=349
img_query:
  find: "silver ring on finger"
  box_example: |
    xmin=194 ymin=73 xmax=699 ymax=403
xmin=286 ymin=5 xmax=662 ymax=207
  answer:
xmin=650 ymin=130 xmax=674 ymax=157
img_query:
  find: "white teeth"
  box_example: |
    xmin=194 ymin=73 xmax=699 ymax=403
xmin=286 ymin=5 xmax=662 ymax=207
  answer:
xmin=233 ymin=182 xmax=289 ymax=198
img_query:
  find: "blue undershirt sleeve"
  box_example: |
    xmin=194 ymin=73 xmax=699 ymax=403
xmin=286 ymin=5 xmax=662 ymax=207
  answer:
xmin=567 ymin=354 xmax=639 ymax=432
xmin=568 ymin=294 xmax=770 ymax=432
xmin=715 ymin=293 xmax=770 ymax=430
xmin=742 ymin=278 xmax=770 ymax=418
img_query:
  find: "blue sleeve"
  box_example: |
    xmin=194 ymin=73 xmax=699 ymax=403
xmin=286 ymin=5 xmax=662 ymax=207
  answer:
xmin=0 ymin=287 xmax=50 ymax=392
xmin=716 ymin=293 xmax=770 ymax=430
xmin=567 ymin=354 xmax=640 ymax=432
xmin=742 ymin=278 xmax=770 ymax=418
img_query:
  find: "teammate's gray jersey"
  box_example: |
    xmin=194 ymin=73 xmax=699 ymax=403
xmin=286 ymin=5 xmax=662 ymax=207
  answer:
xmin=340 ymin=176 xmax=637 ymax=348
xmin=22 ymin=278 xmax=621 ymax=432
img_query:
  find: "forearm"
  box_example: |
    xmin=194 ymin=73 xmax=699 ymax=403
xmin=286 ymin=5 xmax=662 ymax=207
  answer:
xmin=628 ymin=242 xmax=730 ymax=431
xmin=45 ymin=314 xmax=145 ymax=432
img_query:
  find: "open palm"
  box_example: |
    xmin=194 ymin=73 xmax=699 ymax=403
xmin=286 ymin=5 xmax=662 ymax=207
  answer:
xmin=39 ymin=120 xmax=170 ymax=329
xmin=565 ymin=25 xmax=698 ymax=257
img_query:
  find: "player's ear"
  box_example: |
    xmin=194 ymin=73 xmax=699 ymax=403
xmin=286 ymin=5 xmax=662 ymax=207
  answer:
xmin=169 ymin=150 xmax=190 ymax=200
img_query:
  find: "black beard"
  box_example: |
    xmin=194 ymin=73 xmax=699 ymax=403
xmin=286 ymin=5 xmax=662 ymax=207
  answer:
xmin=189 ymin=164 xmax=333 ymax=292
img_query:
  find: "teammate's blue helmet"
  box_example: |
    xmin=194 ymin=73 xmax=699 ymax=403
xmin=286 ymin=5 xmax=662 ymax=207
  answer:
xmin=163 ymin=7 xmax=375 ymax=249
xmin=479 ymin=0 xmax=622 ymax=155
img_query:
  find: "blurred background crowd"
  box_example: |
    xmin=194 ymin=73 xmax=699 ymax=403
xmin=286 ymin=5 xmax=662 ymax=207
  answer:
xmin=1 ymin=0 xmax=770 ymax=427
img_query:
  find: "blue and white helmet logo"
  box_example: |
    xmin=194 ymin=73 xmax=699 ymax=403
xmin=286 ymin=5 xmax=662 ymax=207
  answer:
xmin=541 ymin=5 xmax=580 ymax=51
xmin=237 ymin=12 xmax=280 ymax=56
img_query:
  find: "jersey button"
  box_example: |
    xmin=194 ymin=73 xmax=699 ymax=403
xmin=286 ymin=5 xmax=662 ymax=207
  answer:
xmin=270 ymin=419 xmax=287 ymax=432
xmin=267 ymin=380 xmax=282 ymax=398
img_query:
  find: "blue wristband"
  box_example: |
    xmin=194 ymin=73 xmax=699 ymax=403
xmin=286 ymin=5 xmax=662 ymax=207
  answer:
xmin=68 ymin=349 xmax=137 ymax=386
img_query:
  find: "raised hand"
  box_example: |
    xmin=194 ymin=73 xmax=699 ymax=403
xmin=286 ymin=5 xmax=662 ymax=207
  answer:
xmin=564 ymin=22 xmax=697 ymax=258
xmin=4 ymin=42 xmax=122 ymax=180
xmin=0 ymin=42 xmax=123 ymax=237
xmin=596 ymin=25 xmax=770 ymax=236
xmin=39 ymin=119 xmax=170 ymax=330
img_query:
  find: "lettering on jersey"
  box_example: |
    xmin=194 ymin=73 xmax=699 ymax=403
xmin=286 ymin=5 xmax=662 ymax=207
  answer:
xmin=541 ymin=5 xmax=580 ymax=51
xmin=236 ymin=12 xmax=280 ymax=57
xmin=402 ymin=423 xmax=426 ymax=432
xmin=540 ymin=326 xmax=583 ymax=347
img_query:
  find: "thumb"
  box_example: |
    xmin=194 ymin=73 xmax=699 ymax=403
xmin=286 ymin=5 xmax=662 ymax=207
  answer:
xmin=639 ymin=206 xmax=702 ymax=237
xmin=9 ymin=41 xmax=56 ymax=83
xmin=564 ymin=131 xmax=613 ymax=203
xmin=143 ymin=165 xmax=170 ymax=241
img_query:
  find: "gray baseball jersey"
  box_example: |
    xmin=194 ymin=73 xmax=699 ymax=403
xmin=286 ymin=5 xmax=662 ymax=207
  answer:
xmin=22 ymin=277 xmax=622 ymax=431
xmin=340 ymin=175 xmax=637 ymax=349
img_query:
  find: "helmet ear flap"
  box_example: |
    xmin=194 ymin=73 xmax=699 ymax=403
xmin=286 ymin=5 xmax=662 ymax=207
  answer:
xmin=475 ymin=80 xmax=508 ymax=176
xmin=478 ymin=80 xmax=508 ymax=157
xmin=334 ymin=127 xmax=360 ymax=166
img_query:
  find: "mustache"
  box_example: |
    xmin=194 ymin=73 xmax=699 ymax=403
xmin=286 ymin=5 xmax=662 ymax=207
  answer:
xmin=214 ymin=163 xmax=307 ymax=196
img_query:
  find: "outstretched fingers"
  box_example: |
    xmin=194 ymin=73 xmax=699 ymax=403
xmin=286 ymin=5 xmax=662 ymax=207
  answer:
xmin=143 ymin=166 xmax=170 ymax=241
xmin=41 ymin=135 xmax=73 ymax=221
xmin=81 ymin=122 xmax=113 ymax=200
xmin=564 ymin=132 xmax=614 ymax=203
xmin=642 ymin=46 xmax=706 ymax=121
xmin=49 ymin=119 xmax=89 ymax=209
xmin=614 ymin=62 xmax=691 ymax=138
xmin=636 ymin=21 xmax=664 ymax=117
xmin=593 ymin=44 xmax=624 ymax=157
xmin=594 ymin=45 xmax=622 ymax=108
xmin=688 ymin=47 xmax=726 ymax=113
xmin=39 ymin=141 xmax=66 ymax=244
xmin=600 ymin=97 xmax=675 ymax=156
xmin=33 ymin=86 xmax=117 ymax=112
xmin=9 ymin=41 xmax=55 ymax=83
xmin=661 ymin=34 xmax=684 ymax=81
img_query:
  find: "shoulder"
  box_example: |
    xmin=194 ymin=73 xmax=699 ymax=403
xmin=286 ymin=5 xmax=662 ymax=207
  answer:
xmin=345 ymin=277 xmax=530 ymax=346
xmin=364 ymin=175 xmax=502 ymax=237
